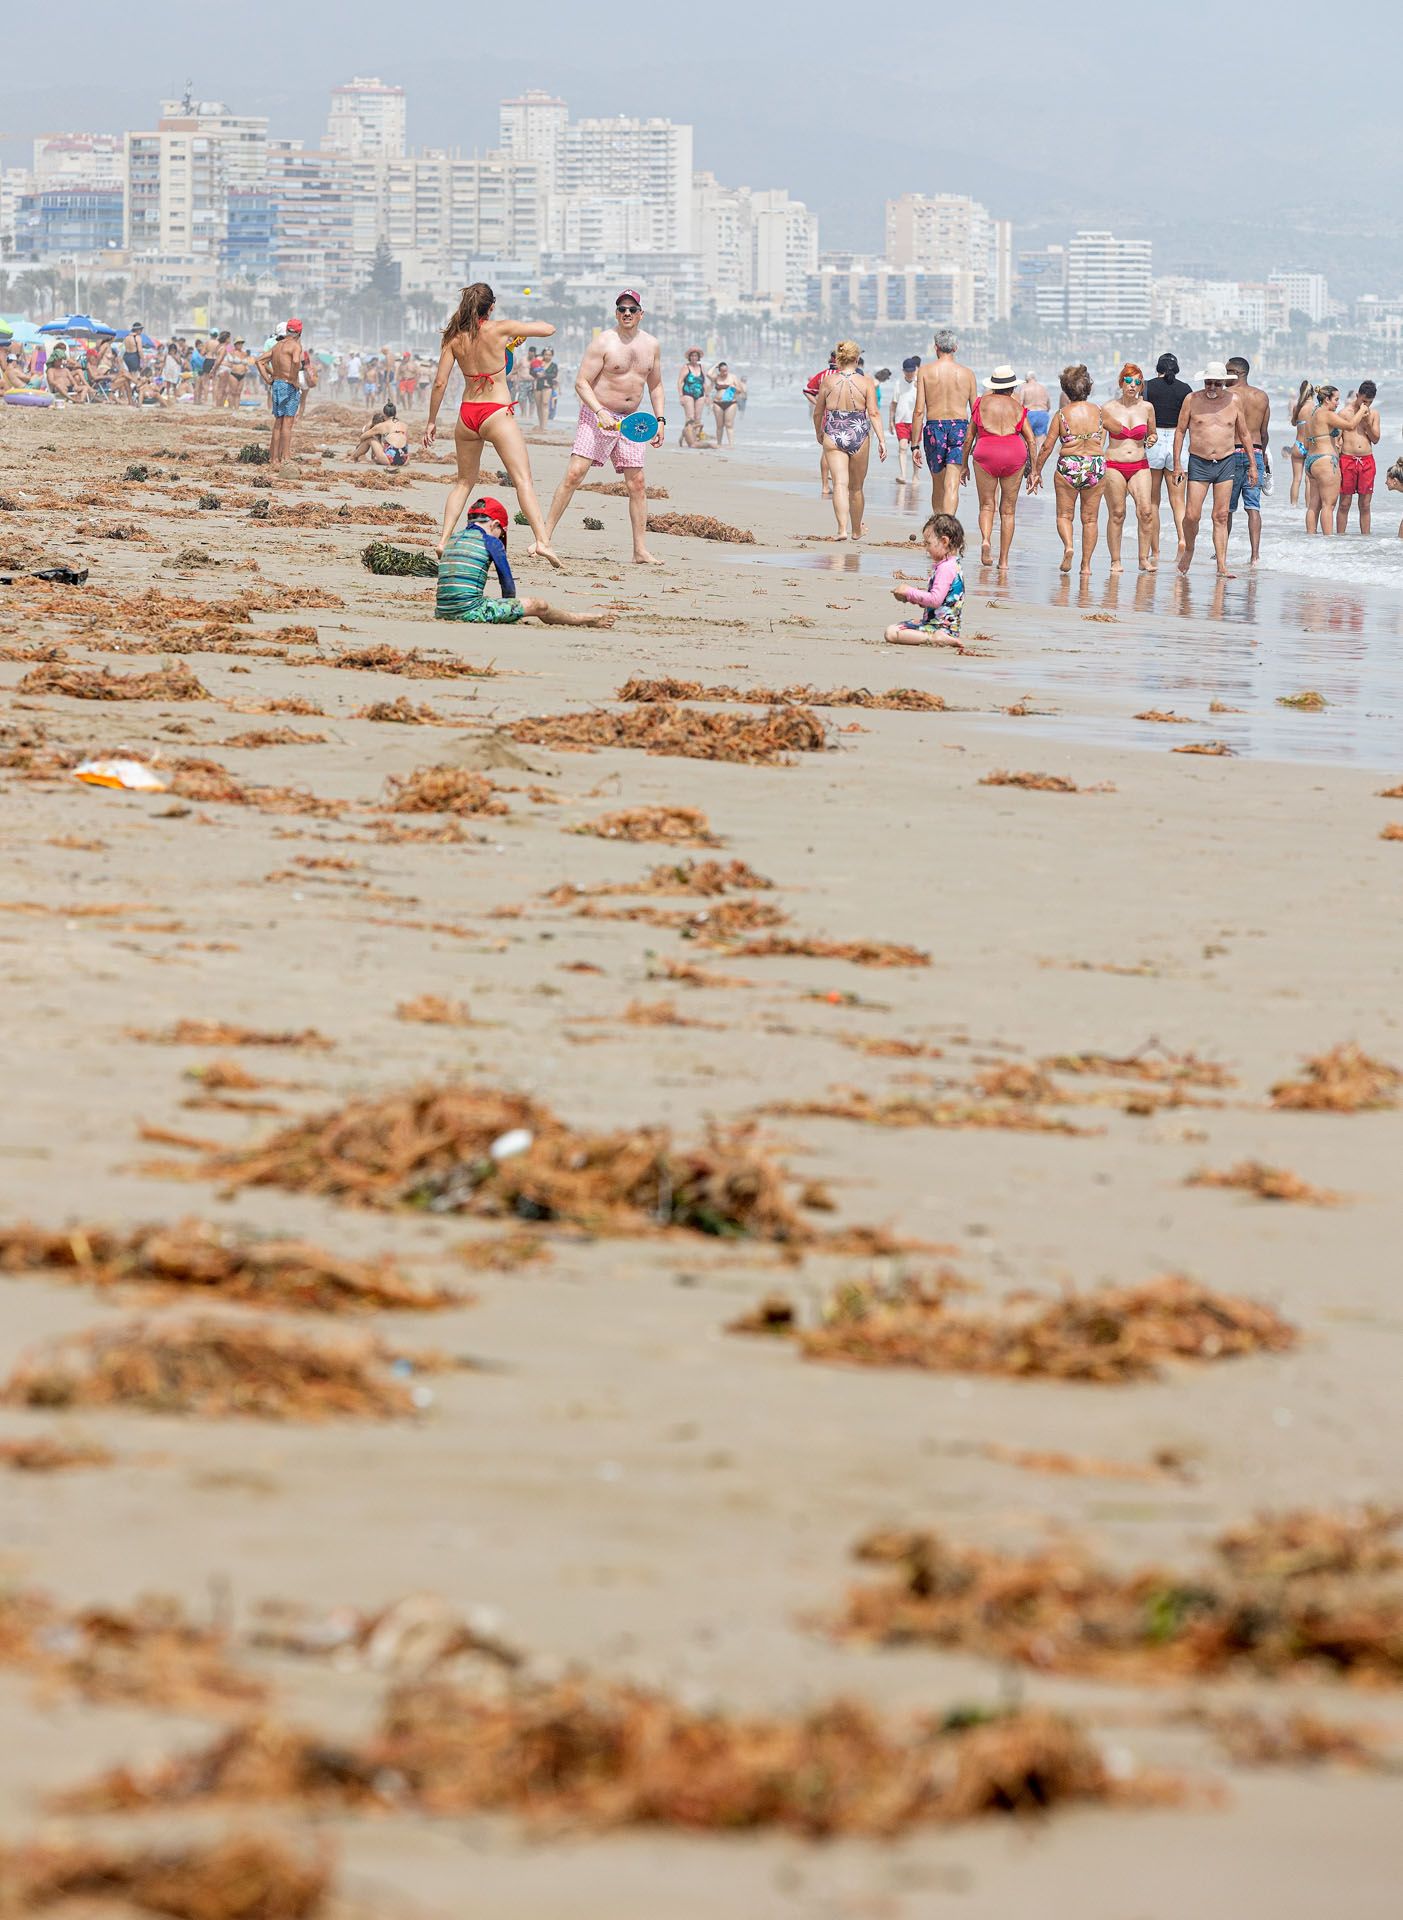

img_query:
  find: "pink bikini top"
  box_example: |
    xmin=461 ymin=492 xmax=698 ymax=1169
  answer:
xmin=1115 ymin=422 xmax=1149 ymax=441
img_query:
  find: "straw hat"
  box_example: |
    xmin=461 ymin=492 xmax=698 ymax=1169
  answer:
xmin=1200 ymin=361 xmax=1232 ymax=385
xmin=984 ymin=364 xmax=1018 ymax=391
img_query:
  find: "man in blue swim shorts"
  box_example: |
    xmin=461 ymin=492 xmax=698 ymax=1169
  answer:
xmin=912 ymin=326 xmax=977 ymax=513
xmin=255 ymin=317 xmax=315 ymax=466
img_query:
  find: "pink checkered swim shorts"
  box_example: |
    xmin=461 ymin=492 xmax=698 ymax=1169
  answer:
xmin=571 ymin=405 xmax=647 ymax=471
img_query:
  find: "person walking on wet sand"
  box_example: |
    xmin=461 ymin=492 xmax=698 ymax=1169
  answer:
xmin=542 ymin=290 xmax=667 ymax=564
xmin=255 ymin=319 xmax=310 ymax=466
xmin=1173 ymin=364 xmax=1257 ymax=577
xmin=1144 ymin=352 xmax=1192 ymax=565
xmin=422 ymin=281 xmax=561 ymax=566
xmin=1225 ymin=356 xmax=1271 ymax=564
xmin=1298 ymin=383 xmax=1373 ymax=537
xmin=812 ymin=341 xmax=886 ymax=541
xmin=1033 ymin=365 xmax=1106 ymax=575
xmin=1100 ymin=364 xmax=1158 ymax=573
xmin=964 ymin=365 xmax=1038 ymax=572
xmin=890 ymin=356 xmax=921 ymax=483
xmin=1337 ymin=380 xmax=1381 ymax=533
xmin=912 ymin=327 xmax=977 ymax=515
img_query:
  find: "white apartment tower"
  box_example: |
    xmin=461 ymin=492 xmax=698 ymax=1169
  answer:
xmin=749 ymin=190 xmax=818 ymax=311
xmin=885 ymin=193 xmax=1010 ymax=325
xmin=123 ymin=98 xmax=268 ymax=257
xmin=1064 ymin=229 xmax=1152 ymax=333
xmin=325 ymin=78 xmax=407 ymax=159
xmin=560 ymin=117 xmax=693 ymax=251
xmin=499 ymin=92 xmax=568 ymax=194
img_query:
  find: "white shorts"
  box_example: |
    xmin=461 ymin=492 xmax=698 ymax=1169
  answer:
xmin=1146 ymin=435 xmax=1177 ymax=472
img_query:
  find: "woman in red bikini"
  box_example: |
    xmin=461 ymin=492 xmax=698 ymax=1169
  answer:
xmin=422 ymin=282 xmax=561 ymax=565
xmin=962 ymin=364 xmax=1040 ymax=570
xmin=1100 ymin=364 xmax=1158 ymax=573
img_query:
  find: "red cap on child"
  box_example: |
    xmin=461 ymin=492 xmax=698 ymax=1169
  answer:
xmin=467 ymin=496 xmax=508 ymax=531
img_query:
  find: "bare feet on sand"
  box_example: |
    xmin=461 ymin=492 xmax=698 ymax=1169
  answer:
xmin=531 ymin=543 xmax=563 ymax=569
xmin=632 ymin=550 xmax=662 ymax=566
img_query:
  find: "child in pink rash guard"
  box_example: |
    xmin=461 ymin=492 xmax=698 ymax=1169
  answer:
xmin=885 ymin=513 xmax=966 ymax=648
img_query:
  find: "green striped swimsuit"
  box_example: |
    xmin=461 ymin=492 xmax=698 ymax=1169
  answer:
xmin=435 ymin=522 xmax=525 ymax=624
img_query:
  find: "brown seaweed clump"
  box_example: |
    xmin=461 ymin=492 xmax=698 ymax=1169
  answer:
xmin=756 ymin=1272 xmax=1295 ymax=1383
xmin=0 ymin=1587 xmax=266 ymax=1713
xmin=169 ymin=757 xmax=343 ymax=816
xmin=979 ymin=770 xmax=1107 ymax=793
xmin=1186 ymin=1161 xmax=1340 ymax=1204
xmin=63 ymin=1683 xmax=1163 ymax=1835
xmin=1269 ymin=1044 xmax=1402 ymax=1113
xmin=127 ymin=1019 xmax=333 ymax=1049
xmin=840 ymin=1506 xmax=1403 ymax=1683
xmin=354 ymin=696 xmax=453 ymax=724
xmin=569 ymin=805 xmax=720 ymax=845
xmin=396 ymin=994 xmax=473 ymax=1026
xmin=512 ymin=704 xmax=826 ymax=765
xmin=382 ymin=766 xmax=509 ymax=816
xmin=616 ymin=677 xmax=946 ymax=712
xmin=0 ymin=1220 xmax=459 ymax=1314
xmin=721 ymin=936 xmax=928 ymax=968
xmin=17 ymin=660 xmax=210 ymax=701
xmin=193 ymin=1084 xmax=817 ymax=1244
xmin=1171 ymin=740 xmax=1235 ymax=756
xmin=644 ymin=511 xmax=756 ymax=544
xmin=767 ymin=1087 xmax=1087 ymax=1134
xmin=2 ymin=1318 xmax=439 ymax=1420
xmin=0 ymin=1831 xmax=330 ymax=1919
xmin=0 ymin=1435 xmax=113 ymax=1472
xmin=546 ymin=858 xmax=771 ymax=902
xmin=1044 ymin=1046 xmax=1234 ymax=1090
xmin=327 ymin=642 xmax=493 ymax=679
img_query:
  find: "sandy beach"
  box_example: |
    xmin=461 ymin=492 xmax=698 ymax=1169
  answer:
xmin=2 ymin=397 xmax=1402 ymax=1919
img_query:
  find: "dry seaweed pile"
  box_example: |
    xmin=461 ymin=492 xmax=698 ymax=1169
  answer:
xmin=326 ymin=643 xmax=493 ymax=678
xmin=354 ymin=696 xmax=453 ymax=724
xmin=1134 ymin=710 xmax=1196 ymax=724
xmin=17 ymin=660 xmax=209 ymax=701
xmin=644 ymin=512 xmax=755 ymax=544
xmin=190 ymin=1083 xmax=819 ymax=1244
xmin=1198 ymin=1706 xmax=1389 ymax=1770
xmin=1044 ymin=1045 xmax=1235 ymax=1091
xmin=569 ymin=805 xmax=720 ymax=845
xmin=721 ymin=936 xmax=929 ymax=968
xmin=616 ymin=677 xmax=946 ymax=712
xmin=1172 ymin=741 xmax=1234 ymax=756
xmin=1269 ymin=1044 xmax=1402 ymax=1113
xmin=64 ymin=1682 xmax=1155 ymax=1834
xmin=0 ymin=1831 xmax=330 ymax=1920
xmin=128 ymin=1019 xmax=333 ymax=1049
xmin=766 ymin=1087 xmax=1086 ymax=1133
xmin=740 ymin=1273 xmax=1295 ymax=1382
xmin=397 ymin=994 xmax=473 ymax=1026
xmin=222 ymin=728 xmax=328 ymax=748
xmin=169 ymin=758 xmax=344 ymax=817
xmin=840 ymin=1506 xmax=1403 ymax=1682
xmin=581 ymin=480 xmax=669 ymax=499
xmin=0 ymin=1587 xmax=265 ymax=1712
xmin=512 ymin=704 xmax=826 ymax=764
xmin=547 ymin=859 xmax=771 ymax=904
xmin=3 ymin=1317 xmax=437 ymax=1419
xmin=1187 ymin=1161 xmax=1340 ymax=1204
xmin=381 ymin=766 xmax=509 ymax=816
xmin=0 ymin=1220 xmax=457 ymax=1314
xmin=0 ymin=1435 xmax=113 ymax=1472
xmin=1277 ymin=690 xmax=1328 ymax=711
xmin=980 ymin=770 xmax=1105 ymax=794
xmin=248 ymin=1591 xmax=521 ymax=1676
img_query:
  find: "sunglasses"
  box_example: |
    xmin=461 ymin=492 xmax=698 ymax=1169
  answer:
xmin=1122 ymin=375 xmax=1142 ymax=385
xmin=616 ymin=304 xmax=640 ymax=315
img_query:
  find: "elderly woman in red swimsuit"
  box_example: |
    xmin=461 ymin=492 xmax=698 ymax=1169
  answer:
xmin=962 ymin=364 xmax=1039 ymax=570
xmin=422 ymin=282 xmax=560 ymax=565
xmin=1100 ymin=363 xmax=1158 ymax=573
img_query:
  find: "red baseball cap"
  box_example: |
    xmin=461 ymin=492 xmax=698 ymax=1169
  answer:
xmin=467 ymin=496 xmax=508 ymax=531
xmin=615 ymin=289 xmax=642 ymax=308
xmin=286 ymin=317 xmax=303 ymax=334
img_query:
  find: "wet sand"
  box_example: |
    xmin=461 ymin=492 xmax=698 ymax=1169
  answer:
xmin=2 ymin=400 xmax=1402 ymax=1917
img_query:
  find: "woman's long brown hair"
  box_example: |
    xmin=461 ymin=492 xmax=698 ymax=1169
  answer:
xmin=443 ymin=282 xmax=495 ymax=345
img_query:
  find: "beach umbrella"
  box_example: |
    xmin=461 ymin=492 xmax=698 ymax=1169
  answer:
xmin=0 ymin=315 xmax=44 ymax=346
xmin=38 ymin=314 xmax=118 ymax=338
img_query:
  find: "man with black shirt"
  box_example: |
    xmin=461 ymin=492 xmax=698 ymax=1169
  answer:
xmin=1145 ymin=351 xmax=1192 ymax=565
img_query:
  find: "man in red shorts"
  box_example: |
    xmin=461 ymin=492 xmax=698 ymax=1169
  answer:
xmin=1337 ymin=380 xmax=1381 ymax=533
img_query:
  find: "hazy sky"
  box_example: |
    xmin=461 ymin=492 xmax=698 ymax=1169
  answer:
xmin=4 ymin=0 xmax=1401 ymax=274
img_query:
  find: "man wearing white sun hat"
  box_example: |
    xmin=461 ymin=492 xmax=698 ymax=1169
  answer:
xmin=1172 ymin=362 xmax=1257 ymax=578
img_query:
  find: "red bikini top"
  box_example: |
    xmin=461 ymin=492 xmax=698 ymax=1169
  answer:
xmin=1116 ymin=422 xmax=1149 ymax=441
xmin=973 ymin=399 xmax=1027 ymax=435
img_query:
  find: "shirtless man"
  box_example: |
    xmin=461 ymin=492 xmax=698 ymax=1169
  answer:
xmin=1224 ymin=356 xmax=1271 ymax=564
xmin=256 ymin=318 xmax=310 ymax=465
xmin=1019 ymin=372 xmax=1052 ymax=442
xmin=46 ymin=345 xmax=88 ymax=404
xmin=1172 ymin=363 xmax=1257 ymax=577
xmin=350 ymin=400 xmax=411 ymax=468
xmin=912 ymin=327 xmax=977 ymax=514
xmin=1337 ymin=380 xmax=1381 ymax=534
xmin=543 ymin=291 xmax=666 ymax=563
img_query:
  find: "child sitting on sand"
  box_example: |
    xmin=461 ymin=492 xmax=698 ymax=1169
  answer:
xmin=435 ymin=497 xmax=614 ymax=628
xmin=885 ymin=513 xmax=965 ymax=647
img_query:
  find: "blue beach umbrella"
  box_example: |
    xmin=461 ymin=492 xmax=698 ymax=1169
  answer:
xmin=38 ymin=314 xmax=118 ymax=338
xmin=0 ymin=315 xmax=45 ymax=345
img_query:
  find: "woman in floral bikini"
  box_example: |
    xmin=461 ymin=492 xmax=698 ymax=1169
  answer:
xmin=812 ymin=340 xmax=886 ymax=540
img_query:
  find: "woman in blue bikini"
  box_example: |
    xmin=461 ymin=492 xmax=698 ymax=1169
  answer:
xmin=678 ymin=347 xmax=706 ymax=446
xmin=708 ymin=361 xmax=745 ymax=447
xmin=812 ymin=340 xmax=886 ymax=540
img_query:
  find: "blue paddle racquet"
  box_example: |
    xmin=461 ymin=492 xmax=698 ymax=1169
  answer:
xmin=618 ymin=411 xmax=657 ymax=442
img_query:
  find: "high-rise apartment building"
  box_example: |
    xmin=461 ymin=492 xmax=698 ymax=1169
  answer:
xmin=1268 ymin=269 xmax=1329 ymax=325
xmin=264 ymin=142 xmax=357 ymax=298
xmin=499 ymin=92 xmax=568 ymax=194
xmin=325 ymin=79 xmax=407 ymax=159
xmin=691 ymin=172 xmax=748 ymax=307
xmin=33 ymin=133 xmax=122 ymax=189
xmin=749 ymin=189 xmax=818 ymax=311
xmin=884 ymin=193 xmax=1010 ymax=326
xmin=1064 ymin=229 xmax=1152 ymax=334
xmin=123 ymin=99 xmax=268 ymax=260
xmin=689 ymin=173 xmax=819 ymax=312
xmin=558 ymin=117 xmax=693 ymax=251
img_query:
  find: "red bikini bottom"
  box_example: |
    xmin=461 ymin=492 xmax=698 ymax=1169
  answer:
xmin=1105 ymin=458 xmax=1149 ymax=480
xmin=459 ymin=399 xmax=514 ymax=433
